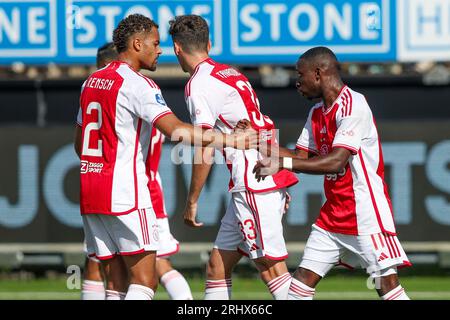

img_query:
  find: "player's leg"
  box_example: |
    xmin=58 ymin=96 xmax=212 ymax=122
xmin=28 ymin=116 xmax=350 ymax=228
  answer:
xmin=288 ymin=224 xmax=342 ymax=300
xmin=156 ymin=258 xmax=192 ymax=300
xmin=253 ymin=258 xmax=291 ymax=300
xmin=205 ymin=248 xmax=242 ymax=300
xmin=242 ymin=190 xmax=292 ymax=300
xmin=156 ymin=217 xmax=193 ymax=300
xmin=81 ymin=256 xmax=106 ymax=300
xmin=101 ymin=255 xmax=128 ymax=300
xmin=107 ymin=208 xmax=160 ymax=300
xmin=204 ymin=197 xmax=243 ymax=300
xmin=82 ymin=214 xmax=128 ymax=299
xmin=355 ymin=233 xmax=411 ymax=300
xmin=121 ymin=251 xmax=158 ymax=300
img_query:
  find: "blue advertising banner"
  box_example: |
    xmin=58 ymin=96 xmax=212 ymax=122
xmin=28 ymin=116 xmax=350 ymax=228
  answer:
xmin=0 ymin=0 xmax=442 ymax=65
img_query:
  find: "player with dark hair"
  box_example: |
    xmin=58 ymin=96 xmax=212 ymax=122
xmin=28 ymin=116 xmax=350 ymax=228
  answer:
xmin=80 ymin=41 xmax=192 ymax=300
xmin=95 ymin=42 xmax=118 ymax=69
xmin=74 ymin=14 xmax=257 ymax=300
xmin=169 ymin=15 xmax=298 ymax=300
xmin=80 ymin=42 xmax=118 ymax=300
xmin=253 ymin=46 xmax=411 ymax=300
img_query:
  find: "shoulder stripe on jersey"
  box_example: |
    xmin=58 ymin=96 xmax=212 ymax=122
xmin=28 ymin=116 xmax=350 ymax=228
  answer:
xmin=341 ymin=89 xmax=353 ymax=117
xmin=340 ymin=95 xmax=346 ymax=117
xmin=347 ymin=89 xmax=353 ymax=116
xmin=132 ymin=69 xmax=157 ymax=89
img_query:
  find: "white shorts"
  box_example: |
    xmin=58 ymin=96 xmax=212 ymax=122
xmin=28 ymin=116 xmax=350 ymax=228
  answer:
xmin=83 ymin=208 xmax=159 ymax=260
xmin=82 ymin=239 xmax=100 ymax=263
xmin=156 ymin=217 xmax=179 ymax=258
xmin=214 ymin=189 xmax=288 ymax=260
xmin=300 ymin=224 xmax=411 ymax=278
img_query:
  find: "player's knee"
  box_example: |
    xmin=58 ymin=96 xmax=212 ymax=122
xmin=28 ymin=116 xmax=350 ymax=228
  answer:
xmin=253 ymin=257 xmax=283 ymax=275
xmin=206 ymin=258 xmax=227 ymax=279
xmin=156 ymin=258 xmax=174 ymax=279
xmin=378 ymin=273 xmax=400 ymax=294
xmin=129 ymin=274 xmax=158 ymax=291
xmin=294 ymin=267 xmax=321 ymax=288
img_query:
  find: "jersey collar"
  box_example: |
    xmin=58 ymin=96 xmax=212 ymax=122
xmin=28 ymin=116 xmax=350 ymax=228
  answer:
xmin=322 ymin=85 xmax=348 ymax=115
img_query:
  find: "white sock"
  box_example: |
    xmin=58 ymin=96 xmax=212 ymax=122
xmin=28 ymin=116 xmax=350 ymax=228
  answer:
xmin=125 ymin=284 xmax=155 ymax=300
xmin=160 ymin=270 xmax=193 ymax=300
xmin=105 ymin=289 xmax=126 ymax=300
xmin=381 ymin=285 xmax=410 ymax=300
xmin=288 ymin=278 xmax=316 ymax=300
xmin=204 ymin=279 xmax=232 ymax=300
xmin=81 ymin=280 xmax=105 ymax=300
xmin=266 ymin=273 xmax=292 ymax=300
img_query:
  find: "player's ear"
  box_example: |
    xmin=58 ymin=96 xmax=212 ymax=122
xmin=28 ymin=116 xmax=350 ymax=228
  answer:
xmin=173 ymin=41 xmax=182 ymax=56
xmin=132 ymin=36 xmax=142 ymax=52
xmin=207 ymin=39 xmax=212 ymax=52
xmin=315 ymin=67 xmax=321 ymax=81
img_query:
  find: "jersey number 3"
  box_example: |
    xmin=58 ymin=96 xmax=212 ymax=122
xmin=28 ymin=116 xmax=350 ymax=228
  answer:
xmin=82 ymin=102 xmax=103 ymax=157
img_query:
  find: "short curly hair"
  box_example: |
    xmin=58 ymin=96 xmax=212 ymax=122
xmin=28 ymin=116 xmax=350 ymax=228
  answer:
xmin=113 ymin=14 xmax=159 ymax=54
xmin=169 ymin=15 xmax=209 ymax=53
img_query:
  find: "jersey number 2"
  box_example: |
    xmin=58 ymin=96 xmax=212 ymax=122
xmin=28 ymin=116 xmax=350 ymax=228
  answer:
xmin=82 ymin=102 xmax=103 ymax=157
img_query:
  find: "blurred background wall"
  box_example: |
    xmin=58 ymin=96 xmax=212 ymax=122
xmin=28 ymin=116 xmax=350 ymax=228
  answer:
xmin=0 ymin=0 xmax=449 ymax=269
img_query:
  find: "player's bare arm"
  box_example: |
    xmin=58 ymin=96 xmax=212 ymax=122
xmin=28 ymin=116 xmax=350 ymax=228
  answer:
xmin=154 ymin=113 xmax=258 ymax=150
xmin=183 ymin=146 xmax=215 ymax=228
xmin=235 ymin=118 xmax=313 ymax=159
xmin=74 ymin=125 xmax=82 ymax=159
xmin=253 ymin=147 xmax=351 ymax=181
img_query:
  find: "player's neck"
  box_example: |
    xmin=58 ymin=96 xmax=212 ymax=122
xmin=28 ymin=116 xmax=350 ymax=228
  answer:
xmin=118 ymin=53 xmax=140 ymax=72
xmin=322 ymin=81 xmax=345 ymax=109
xmin=186 ymin=53 xmax=210 ymax=76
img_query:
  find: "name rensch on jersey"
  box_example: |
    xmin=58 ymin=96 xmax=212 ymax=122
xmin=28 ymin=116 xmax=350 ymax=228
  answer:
xmin=85 ymin=77 xmax=115 ymax=90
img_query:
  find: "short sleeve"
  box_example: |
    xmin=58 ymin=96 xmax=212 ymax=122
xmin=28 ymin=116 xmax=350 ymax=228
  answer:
xmin=137 ymin=88 xmax=173 ymax=125
xmin=77 ymin=80 xmax=87 ymax=126
xmin=332 ymin=103 xmax=367 ymax=155
xmin=186 ymin=92 xmax=218 ymax=129
xmin=296 ymin=108 xmax=318 ymax=154
xmin=76 ymin=107 xmax=82 ymax=126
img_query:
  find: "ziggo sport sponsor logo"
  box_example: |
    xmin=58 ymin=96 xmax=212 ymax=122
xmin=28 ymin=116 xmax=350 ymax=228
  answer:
xmin=80 ymin=160 xmax=103 ymax=174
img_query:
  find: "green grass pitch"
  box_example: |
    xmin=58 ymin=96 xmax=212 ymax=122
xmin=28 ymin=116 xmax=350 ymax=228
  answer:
xmin=0 ymin=275 xmax=449 ymax=300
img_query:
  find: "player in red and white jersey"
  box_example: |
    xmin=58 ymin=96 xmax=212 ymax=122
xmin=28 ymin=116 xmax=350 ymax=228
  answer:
xmin=146 ymin=127 xmax=193 ymax=300
xmin=254 ymin=47 xmax=411 ymax=300
xmin=169 ymin=15 xmax=298 ymax=300
xmin=79 ymin=42 xmax=192 ymax=300
xmin=75 ymin=14 xmax=257 ymax=300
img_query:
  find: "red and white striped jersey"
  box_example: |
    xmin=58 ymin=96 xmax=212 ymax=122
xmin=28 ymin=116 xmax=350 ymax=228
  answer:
xmin=77 ymin=61 xmax=172 ymax=215
xmin=296 ymin=85 xmax=396 ymax=236
xmin=146 ymin=127 xmax=168 ymax=219
xmin=185 ymin=58 xmax=298 ymax=193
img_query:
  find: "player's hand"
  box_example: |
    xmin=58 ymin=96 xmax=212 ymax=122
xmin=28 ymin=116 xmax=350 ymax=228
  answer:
xmin=283 ymin=191 xmax=291 ymax=214
xmin=183 ymin=202 xmax=203 ymax=228
xmin=232 ymin=127 xmax=259 ymax=150
xmin=234 ymin=119 xmax=252 ymax=132
xmin=253 ymin=157 xmax=280 ymax=181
